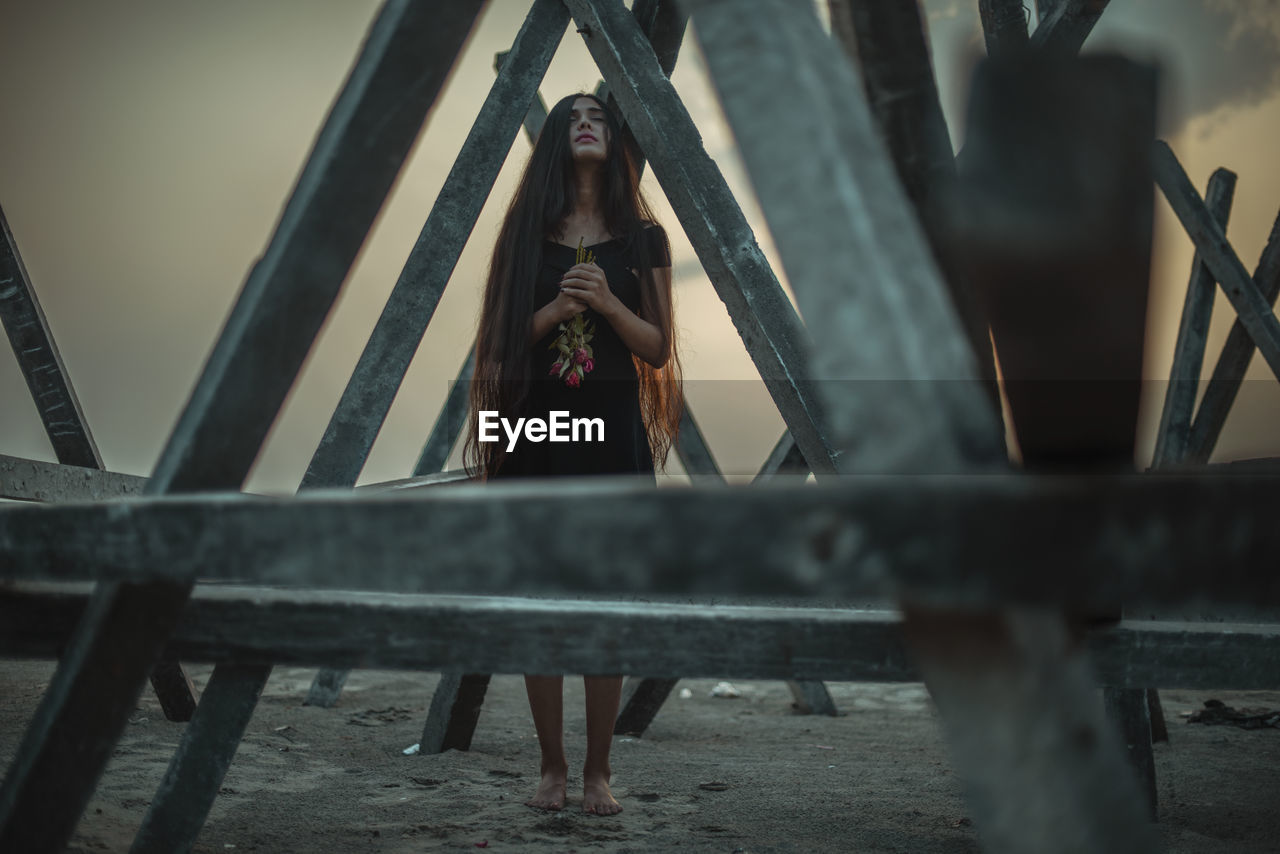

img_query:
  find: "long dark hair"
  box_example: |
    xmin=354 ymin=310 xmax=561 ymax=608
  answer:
xmin=463 ymin=92 xmax=683 ymax=480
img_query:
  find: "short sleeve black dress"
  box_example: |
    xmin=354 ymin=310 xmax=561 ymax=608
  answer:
xmin=493 ymin=224 xmax=670 ymax=482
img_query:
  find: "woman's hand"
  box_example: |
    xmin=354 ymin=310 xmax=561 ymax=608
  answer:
xmin=550 ymin=288 xmax=588 ymax=324
xmin=559 ymin=262 xmax=619 ymax=315
xmin=530 ymin=289 xmax=587 ymax=344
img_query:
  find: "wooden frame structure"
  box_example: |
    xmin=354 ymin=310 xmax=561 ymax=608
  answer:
xmin=3 ymin=1 xmax=1280 ymax=852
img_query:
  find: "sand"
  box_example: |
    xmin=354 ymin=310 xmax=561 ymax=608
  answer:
xmin=2 ymin=660 xmax=1279 ymax=853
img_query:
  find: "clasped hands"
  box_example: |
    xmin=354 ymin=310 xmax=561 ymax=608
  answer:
xmin=556 ymin=262 xmax=617 ymax=322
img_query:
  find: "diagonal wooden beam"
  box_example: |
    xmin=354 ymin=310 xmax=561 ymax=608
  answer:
xmin=978 ymin=0 xmax=1029 ymax=57
xmin=1153 ymin=141 xmax=1280 ymax=386
xmin=1 ymin=209 xmax=199 ymax=722
xmin=1151 ymin=169 xmax=1236 ymax=468
xmin=562 ymin=0 xmax=843 ymax=476
xmin=1030 ymin=0 xmax=1112 ymax=56
xmin=300 ymin=0 xmax=567 ymax=491
xmin=0 ymin=3 xmax=483 ymax=851
xmin=829 ymin=0 xmax=1003 ymax=416
xmin=1186 ymin=208 xmax=1280 ymax=462
xmin=676 ymin=0 xmax=1001 ymax=471
xmin=0 ymin=205 xmax=101 ymax=469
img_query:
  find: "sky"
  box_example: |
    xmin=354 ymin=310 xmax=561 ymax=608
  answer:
xmin=2 ymin=0 xmax=1279 ymax=492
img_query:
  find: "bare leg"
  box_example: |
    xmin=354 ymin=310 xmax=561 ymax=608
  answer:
xmin=524 ymin=675 xmax=567 ymax=810
xmin=582 ymin=675 xmax=624 ymax=815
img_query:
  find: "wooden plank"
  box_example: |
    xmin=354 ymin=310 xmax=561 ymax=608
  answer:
xmin=299 ymin=0 xmax=567 ymax=490
xmin=561 ymin=0 xmax=843 ymax=476
xmin=1029 ymin=0 xmax=1112 ymax=56
xmin=614 ymin=677 xmax=679 ymax=735
xmin=1 ymin=211 xmax=196 ymax=719
xmin=0 ymin=453 xmax=145 ymax=502
xmin=675 ymin=405 xmax=724 ymax=483
xmin=978 ymin=0 xmax=1030 ymax=57
xmin=1152 ymin=169 xmax=1236 ymax=468
xmin=303 ymin=668 xmax=349 ymax=707
xmin=752 ymin=432 xmax=809 ymax=481
xmin=412 ymin=345 xmax=475 ymax=476
xmin=0 ymin=204 xmax=102 ymax=469
xmin=4 ymin=473 xmax=1280 ymax=608
xmin=683 ymin=2 xmax=1156 ymax=844
xmin=4 ymin=585 xmax=1279 ymax=689
xmin=1103 ymin=687 xmax=1157 ymax=819
xmin=677 ymin=0 xmax=1003 ymax=471
xmin=492 ymin=51 xmax=549 ymax=141
xmin=1186 ymin=208 xmax=1280 ymax=462
xmin=421 ymin=673 xmax=491 ymax=753
xmin=1153 ymin=143 xmax=1280 ymax=384
xmin=829 ymin=0 xmax=1004 ymax=417
xmin=787 ymin=680 xmax=839 ymax=716
xmin=0 ymin=4 xmax=483 ymax=851
xmin=131 ymin=664 xmax=272 ymax=854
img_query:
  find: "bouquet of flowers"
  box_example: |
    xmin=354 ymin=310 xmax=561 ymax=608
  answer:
xmin=548 ymin=237 xmax=597 ymax=388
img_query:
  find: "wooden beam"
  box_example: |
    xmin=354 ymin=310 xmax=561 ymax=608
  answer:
xmin=1154 ymin=141 xmax=1280 ymax=387
xmin=0 ymin=4 xmax=484 ymax=851
xmin=561 ymin=0 xmax=844 ymax=476
xmin=829 ymin=0 xmax=1003 ymax=419
xmin=1029 ymin=0 xmax=1111 ymax=56
xmin=421 ymin=673 xmax=491 ymax=753
xmin=0 ymin=205 xmax=102 ymax=469
xmin=4 ymin=473 xmax=1280 ymax=609
xmin=5 ymin=584 xmax=1279 ymax=690
xmin=675 ymin=405 xmax=724 ymax=483
xmin=300 ymin=0 xmax=567 ymax=490
xmin=978 ymin=0 xmax=1029 ymax=58
xmin=412 ymin=345 xmax=475 ymax=476
xmin=1152 ymin=169 xmax=1236 ymax=468
xmin=1186 ymin=208 xmax=1280 ymax=462
xmin=752 ymin=432 xmax=809 ymax=481
xmin=0 ymin=453 xmax=145 ymax=502
xmin=131 ymin=663 xmax=272 ymax=854
xmin=677 ymin=0 xmax=1003 ymax=471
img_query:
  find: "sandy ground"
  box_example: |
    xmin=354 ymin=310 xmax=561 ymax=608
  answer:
xmin=2 ymin=660 xmax=1279 ymax=853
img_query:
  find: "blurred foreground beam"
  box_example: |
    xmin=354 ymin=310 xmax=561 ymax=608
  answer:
xmin=2 ymin=474 xmax=1279 ymax=609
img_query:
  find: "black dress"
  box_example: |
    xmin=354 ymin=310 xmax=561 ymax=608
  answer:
xmin=493 ymin=224 xmax=670 ymax=481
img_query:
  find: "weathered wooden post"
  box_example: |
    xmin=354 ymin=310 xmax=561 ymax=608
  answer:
xmin=952 ymin=51 xmax=1161 ymax=819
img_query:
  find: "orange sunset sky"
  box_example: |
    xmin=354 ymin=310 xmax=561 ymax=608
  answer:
xmin=2 ymin=0 xmax=1278 ymax=490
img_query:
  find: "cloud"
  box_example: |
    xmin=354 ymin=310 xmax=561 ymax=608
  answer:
xmin=1078 ymin=0 xmax=1280 ymax=131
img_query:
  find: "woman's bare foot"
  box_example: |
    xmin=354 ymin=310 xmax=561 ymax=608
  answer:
xmin=582 ymin=771 xmax=622 ymax=815
xmin=526 ymin=765 xmax=568 ymax=811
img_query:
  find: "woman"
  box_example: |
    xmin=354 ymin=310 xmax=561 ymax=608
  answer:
xmin=464 ymin=93 xmax=683 ymax=815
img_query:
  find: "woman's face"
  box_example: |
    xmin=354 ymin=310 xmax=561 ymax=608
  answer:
xmin=568 ymin=96 xmax=609 ymax=165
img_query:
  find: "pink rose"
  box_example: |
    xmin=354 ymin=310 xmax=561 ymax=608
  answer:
xmin=565 ymin=370 xmax=581 ymax=388
xmin=549 ymin=361 xmax=562 ymax=376
xmin=573 ymin=348 xmax=589 ymax=365
xmin=583 ymin=358 xmax=594 ymax=373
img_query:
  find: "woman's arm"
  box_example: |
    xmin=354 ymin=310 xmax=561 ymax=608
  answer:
xmin=559 ymin=262 xmax=671 ymax=368
xmin=529 ymin=290 xmax=587 ymax=346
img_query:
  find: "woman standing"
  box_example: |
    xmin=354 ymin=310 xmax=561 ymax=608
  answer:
xmin=464 ymin=93 xmax=683 ymax=814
